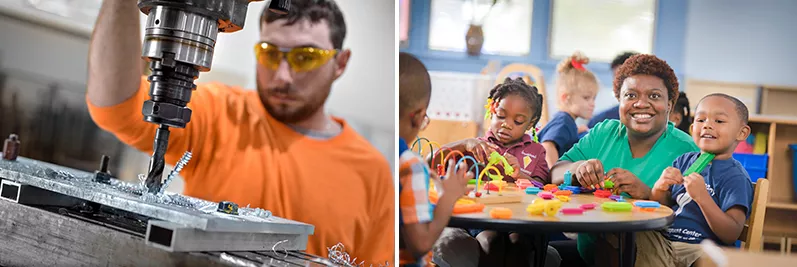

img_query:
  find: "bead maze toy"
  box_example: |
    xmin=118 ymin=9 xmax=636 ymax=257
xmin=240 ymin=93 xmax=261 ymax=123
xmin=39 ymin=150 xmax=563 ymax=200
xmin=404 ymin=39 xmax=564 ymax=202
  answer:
xmin=461 ymin=152 xmax=522 ymax=204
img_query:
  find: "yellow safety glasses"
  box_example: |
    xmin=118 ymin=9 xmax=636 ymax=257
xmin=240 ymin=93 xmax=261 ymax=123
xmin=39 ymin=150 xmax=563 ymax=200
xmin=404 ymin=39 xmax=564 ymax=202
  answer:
xmin=254 ymin=42 xmax=338 ymax=72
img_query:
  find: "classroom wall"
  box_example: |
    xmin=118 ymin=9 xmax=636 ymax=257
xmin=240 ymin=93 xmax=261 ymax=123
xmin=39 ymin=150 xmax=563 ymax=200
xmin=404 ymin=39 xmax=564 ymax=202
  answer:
xmin=684 ymin=0 xmax=797 ymax=87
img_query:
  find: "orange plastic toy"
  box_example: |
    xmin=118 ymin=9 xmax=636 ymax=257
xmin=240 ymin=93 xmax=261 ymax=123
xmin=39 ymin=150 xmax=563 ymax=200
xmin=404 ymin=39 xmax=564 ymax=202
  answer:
xmin=554 ymin=190 xmax=572 ymax=196
xmin=543 ymin=184 xmax=558 ymax=192
xmin=489 ymin=207 xmax=513 ymax=219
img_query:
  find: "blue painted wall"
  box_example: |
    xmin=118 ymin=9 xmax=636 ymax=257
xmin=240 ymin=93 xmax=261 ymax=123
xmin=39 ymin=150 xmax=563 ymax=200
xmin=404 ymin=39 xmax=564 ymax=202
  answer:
xmin=401 ymin=0 xmax=689 ymax=116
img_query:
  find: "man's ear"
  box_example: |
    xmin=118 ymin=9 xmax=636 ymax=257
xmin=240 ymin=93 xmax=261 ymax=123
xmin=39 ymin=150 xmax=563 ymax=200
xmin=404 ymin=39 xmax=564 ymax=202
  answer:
xmin=737 ymin=124 xmax=751 ymax=142
xmin=333 ymin=49 xmax=351 ymax=79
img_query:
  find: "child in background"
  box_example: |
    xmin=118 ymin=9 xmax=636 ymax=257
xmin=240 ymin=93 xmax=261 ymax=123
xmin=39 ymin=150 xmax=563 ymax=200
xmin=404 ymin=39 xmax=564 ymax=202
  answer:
xmin=538 ymin=51 xmax=599 ymax=168
xmin=398 ymin=52 xmax=473 ymax=267
xmin=433 ymin=78 xmax=560 ymax=267
xmin=639 ymin=93 xmax=754 ymax=267
xmin=670 ymin=92 xmax=692 ymax=134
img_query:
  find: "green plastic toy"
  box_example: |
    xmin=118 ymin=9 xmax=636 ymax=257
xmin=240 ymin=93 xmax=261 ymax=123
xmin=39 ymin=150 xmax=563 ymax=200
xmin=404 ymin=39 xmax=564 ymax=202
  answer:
xmin=684 ymin=153 xmax=716 ymax=176
xmin=487 ymin=151 xmax=515 ymax=176
xmin=603 ymin=179 xmax=615 ymax=189
xmin=601 ymin=202 xmax=633 ymax=212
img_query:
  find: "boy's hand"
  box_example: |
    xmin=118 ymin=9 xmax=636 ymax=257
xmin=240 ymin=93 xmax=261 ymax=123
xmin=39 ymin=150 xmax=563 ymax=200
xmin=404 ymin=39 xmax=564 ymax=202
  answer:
xmin=654 ymin=167 xmax=683 ymax=192
xmin=684 ymin=173 xmax=709 ymax=204
xmin=463 ymin=138 xmax=498 ymax=162
xmin=503 ymin=152 xmax=520 ymax=178
xmin=439 ymin=160 xmax=474 ymax=199
xmin=574 ymin=159 xmax=605 ymax=187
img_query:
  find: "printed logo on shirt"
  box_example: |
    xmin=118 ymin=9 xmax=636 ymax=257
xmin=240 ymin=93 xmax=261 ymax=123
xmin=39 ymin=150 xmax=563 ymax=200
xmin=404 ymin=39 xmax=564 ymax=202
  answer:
xmin=674 ymin=184 xmax=715 ymax=216
xmin=523 ymin=156 xmax=532 ymax=168
xmin=521 ymin=151 xmax=537 ymax=158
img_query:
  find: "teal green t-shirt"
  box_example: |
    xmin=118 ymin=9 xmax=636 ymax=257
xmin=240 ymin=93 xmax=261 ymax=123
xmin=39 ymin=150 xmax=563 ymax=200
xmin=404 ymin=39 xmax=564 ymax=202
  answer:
xmin=561 ymin=119 xmax=698 ymax=264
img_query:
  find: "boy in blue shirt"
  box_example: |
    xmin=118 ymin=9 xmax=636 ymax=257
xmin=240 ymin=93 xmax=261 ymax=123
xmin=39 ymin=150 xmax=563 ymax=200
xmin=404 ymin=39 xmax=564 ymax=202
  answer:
xmin=398 ymin=52 xmax=472 ymax=267
xmin=645 ymin=93 xmax=754 ymax=267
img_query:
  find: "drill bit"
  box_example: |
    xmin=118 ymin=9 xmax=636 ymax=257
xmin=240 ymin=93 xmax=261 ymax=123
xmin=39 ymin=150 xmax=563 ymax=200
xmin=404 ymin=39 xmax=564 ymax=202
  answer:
xmin=146 ymin=124 xmax=170 ymax=193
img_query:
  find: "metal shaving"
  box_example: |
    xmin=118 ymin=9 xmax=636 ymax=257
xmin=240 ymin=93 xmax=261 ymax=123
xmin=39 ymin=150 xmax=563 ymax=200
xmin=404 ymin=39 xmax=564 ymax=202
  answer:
xmin=327 ymin=243 xmax=390 ymax=267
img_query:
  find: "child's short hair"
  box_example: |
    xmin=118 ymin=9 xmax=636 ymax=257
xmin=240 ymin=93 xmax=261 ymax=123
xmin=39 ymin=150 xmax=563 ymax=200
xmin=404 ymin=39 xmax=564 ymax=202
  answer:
xmin=399 ymin=52 xmax=431 ymax=116
xmin=555 ymin=51 xmax=598 ymax=108
xmin=610 ymin=51 xmax=639 ymax=70
xmin=699 ymin=93 xmax=749 ymax=125
xmin=488 ymin=77 xmax=544 ymax=126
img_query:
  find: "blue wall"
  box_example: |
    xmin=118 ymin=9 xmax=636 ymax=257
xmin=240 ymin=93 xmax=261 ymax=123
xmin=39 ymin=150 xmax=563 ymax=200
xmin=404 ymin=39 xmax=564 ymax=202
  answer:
xmin=684 ymin=0 xmax=797 ymax=87
xmin=401 ymin=0 xmax=689 ymax=115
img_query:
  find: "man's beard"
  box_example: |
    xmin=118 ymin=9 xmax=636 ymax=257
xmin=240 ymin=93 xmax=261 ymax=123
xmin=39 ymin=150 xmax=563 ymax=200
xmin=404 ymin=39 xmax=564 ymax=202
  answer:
xmin=258 ymin=86 xmax=330 ymax=124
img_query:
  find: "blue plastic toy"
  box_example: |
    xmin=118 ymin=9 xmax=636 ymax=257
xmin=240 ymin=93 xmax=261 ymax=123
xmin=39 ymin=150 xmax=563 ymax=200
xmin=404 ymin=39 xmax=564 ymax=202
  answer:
xmin=525 ymin=187 xmax=541 ymax=195
xmin=633 ymin=201 xmax=661 ymax=208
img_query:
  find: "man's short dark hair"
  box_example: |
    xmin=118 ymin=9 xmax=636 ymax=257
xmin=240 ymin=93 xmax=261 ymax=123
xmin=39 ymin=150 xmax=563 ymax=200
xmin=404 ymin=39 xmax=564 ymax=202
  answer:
xmin=260 ymin=0 xmax=347 ymax=49
xmin=700 ymin=93 xmax=749 ymax=125
xmin=611 ymin=51 xmax=639 ymax=70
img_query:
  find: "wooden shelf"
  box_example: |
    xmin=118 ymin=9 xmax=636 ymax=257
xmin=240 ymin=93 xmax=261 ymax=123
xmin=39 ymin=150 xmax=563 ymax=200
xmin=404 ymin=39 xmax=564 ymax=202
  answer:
xmin=750 ymin=115 xmax=797 ymax=125
xmin=767 ymin=202 xmax=797 ymax=210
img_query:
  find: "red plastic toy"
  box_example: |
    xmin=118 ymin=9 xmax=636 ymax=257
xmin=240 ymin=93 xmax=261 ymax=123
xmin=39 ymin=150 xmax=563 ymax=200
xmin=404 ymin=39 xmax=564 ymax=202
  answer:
xmin=580 ymin=203 xmax=597 ymax=210
xmin=593 ymin=189 xmax=612 ymax=198
xmin=538 ymin=191 xmax=554 ymax=200
xmin=561 ymin=208 xmax=585 ymax=215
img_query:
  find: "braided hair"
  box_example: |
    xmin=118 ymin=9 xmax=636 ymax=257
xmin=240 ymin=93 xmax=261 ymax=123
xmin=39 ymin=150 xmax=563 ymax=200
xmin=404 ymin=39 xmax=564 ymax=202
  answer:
xmin=487 ymin=77 xmax=545 ymax=135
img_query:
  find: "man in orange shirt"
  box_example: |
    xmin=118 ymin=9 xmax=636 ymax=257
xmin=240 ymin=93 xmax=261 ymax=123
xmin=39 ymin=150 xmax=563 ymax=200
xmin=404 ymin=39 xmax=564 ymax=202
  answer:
xmin=86 ymin=0 xmax=394 ymax=264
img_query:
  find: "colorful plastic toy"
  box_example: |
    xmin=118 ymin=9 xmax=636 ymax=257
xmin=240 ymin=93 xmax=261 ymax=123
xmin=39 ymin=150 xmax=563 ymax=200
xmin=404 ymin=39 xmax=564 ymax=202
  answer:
xmin=488 ymin=151 xmax=515 ymax=176
xmin=525 ymin=187 xmax=541 ymax=195
xmin=527 ymin=199 xmax=562 ymax=216
xmin=580 ymin=203 xmax=597 ymax=210
xmin=564 ymin=186 xmax=581 ymax=194
xmin=515 ymin=179 xmax=533 ymax=189
xmin=684 ymin=153 xmax=716 ymax=176
xmin=543 ymin=184 xmax=558 ymax=192
xmin=633 ymin=201 xmax=661 ymax=209
xmin=538 ymin=191 xmax=554 ymax=200
xmin=561 ymin=208 xmax=584 ymax=215
xmin=601 ymin=202 xmax=633 ymax=212
xmin=452 ymin=199 xmax=486 ymax=214
xmin=554 ymin=190 xmax=572 ymax=196
xmin=603 ymin=179 xmax=615 ymax=189
xmin=593 ymin=189 xmax=612 ymax=198
xmin=563 ymin=170 xmax=573 ymax=186
xmin=490 ymin=207 xmax=513 ymax=219
xmin=556 ymin=195 xmax=571 ymax=202
xmin=609 ymin=195 xmax=624 ymax=202
xmin=531 ymin=180 xmax=545 ymax=188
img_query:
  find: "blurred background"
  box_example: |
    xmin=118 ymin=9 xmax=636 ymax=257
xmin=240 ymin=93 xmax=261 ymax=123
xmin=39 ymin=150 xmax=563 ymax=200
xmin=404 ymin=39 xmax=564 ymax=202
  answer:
xmin=400 ymin=0 xmax=797 ymax=254
xmin=0 ymin=0 xmax=395 ymax=192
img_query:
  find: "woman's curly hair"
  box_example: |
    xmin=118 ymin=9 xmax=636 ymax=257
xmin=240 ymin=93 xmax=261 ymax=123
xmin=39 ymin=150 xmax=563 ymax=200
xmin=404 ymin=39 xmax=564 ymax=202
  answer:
xmin=613 ymin=54 xmax=679 ymax=104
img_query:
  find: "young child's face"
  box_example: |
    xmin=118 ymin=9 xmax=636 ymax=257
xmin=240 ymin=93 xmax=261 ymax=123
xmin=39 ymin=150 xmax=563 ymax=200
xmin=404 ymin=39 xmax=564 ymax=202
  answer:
xmin=690 ymin=96 xmax=748 ymax=156
xmin=490 ymin=94 xmax=535 ymax=144
xmin=567 ymin=88 xmax=597 ymax=119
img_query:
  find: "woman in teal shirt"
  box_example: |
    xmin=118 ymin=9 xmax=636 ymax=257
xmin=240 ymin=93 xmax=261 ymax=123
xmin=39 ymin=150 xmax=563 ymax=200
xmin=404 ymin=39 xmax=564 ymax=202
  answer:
xmin=550 ymin=54 xmax=699 ymax=265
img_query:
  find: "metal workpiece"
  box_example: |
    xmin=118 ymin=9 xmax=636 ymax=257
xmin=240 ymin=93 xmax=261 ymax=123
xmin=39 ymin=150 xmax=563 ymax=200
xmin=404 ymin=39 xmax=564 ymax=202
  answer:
xmin=0 ymin=157 xmax=314 ymax=235
xmin=146 ymin=220 xmax=308 ymax=252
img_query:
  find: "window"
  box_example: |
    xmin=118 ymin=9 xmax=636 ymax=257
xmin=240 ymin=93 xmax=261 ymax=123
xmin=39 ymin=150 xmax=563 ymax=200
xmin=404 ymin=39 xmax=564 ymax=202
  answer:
xmin=428 ymin=0 xmax=533 ymax=56
xmin=400 ymin=0 xmax=411 ymax=46
xmin=549 ymin=0 xmax=656 ymax=62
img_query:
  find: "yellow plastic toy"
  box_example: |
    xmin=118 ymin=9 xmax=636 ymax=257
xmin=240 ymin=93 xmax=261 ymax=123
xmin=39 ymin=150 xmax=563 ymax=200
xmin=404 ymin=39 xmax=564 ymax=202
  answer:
xmin=556 ymin=195 xmax=571 ymax=202
xmin=526 ymin=199 xmax=562 ymax=216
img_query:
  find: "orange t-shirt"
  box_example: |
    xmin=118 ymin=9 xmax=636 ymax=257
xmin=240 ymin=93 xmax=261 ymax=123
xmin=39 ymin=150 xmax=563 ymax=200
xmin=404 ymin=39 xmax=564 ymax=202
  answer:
xmin=87 ymin=77 xmax=395 ymax=264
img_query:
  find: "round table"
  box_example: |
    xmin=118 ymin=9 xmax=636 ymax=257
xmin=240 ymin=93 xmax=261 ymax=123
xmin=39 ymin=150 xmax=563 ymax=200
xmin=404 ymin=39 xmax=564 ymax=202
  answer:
xmin=448 ymin=187 xmax=675 ymax=267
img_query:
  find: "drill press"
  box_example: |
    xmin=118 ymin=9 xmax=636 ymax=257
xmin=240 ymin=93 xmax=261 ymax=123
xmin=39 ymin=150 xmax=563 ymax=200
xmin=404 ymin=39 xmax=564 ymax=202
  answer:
xmin=137 ymin=0 xmax=290 ymax=193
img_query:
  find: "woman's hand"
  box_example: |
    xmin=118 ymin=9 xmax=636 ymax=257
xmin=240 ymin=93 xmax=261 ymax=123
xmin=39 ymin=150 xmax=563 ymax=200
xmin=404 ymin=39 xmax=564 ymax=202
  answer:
xmin=573 ymin=159 xmax=605 ymax=187
xmin=607 ymin=168 xmax=652 ymax=199
xmin=463 ymin=138 xmax=498 ymax=162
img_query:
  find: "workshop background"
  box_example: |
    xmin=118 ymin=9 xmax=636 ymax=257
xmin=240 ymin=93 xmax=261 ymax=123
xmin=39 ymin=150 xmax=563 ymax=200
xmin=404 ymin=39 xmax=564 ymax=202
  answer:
xmin=0 ymin=0 xmax=396 ymax=192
